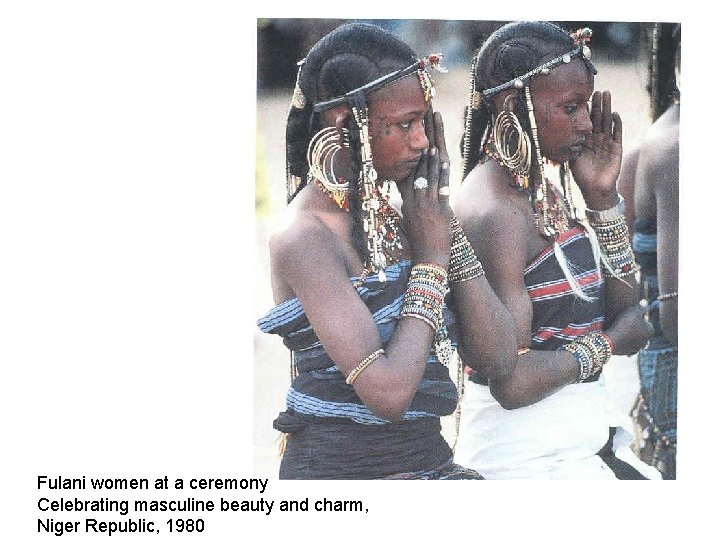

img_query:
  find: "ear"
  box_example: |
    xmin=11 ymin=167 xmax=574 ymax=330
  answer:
xmin=492 ymin=91 xmax=519 ymax=114
xmin=321 ymin=105 xmax=352 ymax=131
xmin=334 ymin=110 xmax=352 ymax=131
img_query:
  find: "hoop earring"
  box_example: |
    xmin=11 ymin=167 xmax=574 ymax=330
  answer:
xmin=307 ymin=127 xmax=350 ymax=209
xmin=491 ymin=95 xmax=531 ymax=180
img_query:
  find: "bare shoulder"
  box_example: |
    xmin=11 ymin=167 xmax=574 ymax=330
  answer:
xmin=455 ymin=162 xmax=533 ymax=244
xmin=637 ymin=124 xmax=679 ymax=191
xmin=268 ymin=208 xmax=349 ymax=302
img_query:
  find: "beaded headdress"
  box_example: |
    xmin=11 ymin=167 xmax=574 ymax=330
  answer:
xmin=294 ymin=54 xmax=446 ymax=281
xmin=463 ymin=27 xmax=595 ymax=240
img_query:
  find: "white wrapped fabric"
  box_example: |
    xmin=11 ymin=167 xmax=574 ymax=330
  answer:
xmin=454 ymin=374 xmax=661 ymax=480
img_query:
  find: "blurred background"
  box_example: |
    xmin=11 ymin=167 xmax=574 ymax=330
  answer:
xmin=254 ymin=19 xmax=661 ymax=478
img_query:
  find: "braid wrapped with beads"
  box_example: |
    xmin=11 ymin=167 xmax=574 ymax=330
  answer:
xmin=460 ymin=21 xmax=603 ymax=301
xmin=285 ymin=23 xmax=419 ymax=267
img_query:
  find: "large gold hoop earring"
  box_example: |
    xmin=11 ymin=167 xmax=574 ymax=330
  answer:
xmin=491 ymin=95 xmax=531 ymax=179
xmin=307 ymin=127 xmax=350 ymax=209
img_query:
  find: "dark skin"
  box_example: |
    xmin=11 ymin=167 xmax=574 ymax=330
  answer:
xmin=627 ymin=103 xmax=679 ymax=344
xmin=455 ymin=60 xmax=652 ymax=408
xmin=269 ymin=75 xmax=517 ymax=421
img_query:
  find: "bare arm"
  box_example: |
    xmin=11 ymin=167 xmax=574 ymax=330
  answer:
xmin=455 ymin=177 xmax=579 ymax=409
xmin=271 ymin=220 xmax=439 ymax=422
xmin=571 ymin=90 xmax=651 ymax=350
xmin=617 ymin=145 xmax=640 ymax=239
xmin=425 ymin=112 xmax=518 ymax=383
xmin=638 ymin=128 xmax=679 ymax=343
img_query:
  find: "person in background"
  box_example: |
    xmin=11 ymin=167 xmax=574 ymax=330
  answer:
xmin=617 ymin=22 xmax=679 ymax=479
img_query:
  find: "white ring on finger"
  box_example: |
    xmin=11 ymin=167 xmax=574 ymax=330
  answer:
xmin=438 ymin=186 xmax=450 ymax=197
xmin=413 ymin=177 xmax=429 ymax=190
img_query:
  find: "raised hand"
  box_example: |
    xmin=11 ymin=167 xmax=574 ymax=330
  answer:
xmin=397 ymin=110 xmax=452 ymax=268
xmin=570 ymin=91 xmax=623 ymax=209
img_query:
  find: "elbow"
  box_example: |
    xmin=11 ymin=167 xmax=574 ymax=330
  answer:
xmin=366 ymin=391 xmax=413 ymax=423
xmin=462 ymin=349 xmax=517 ymax=384
xmin=487 ymin=378 xmax=526 ymax=410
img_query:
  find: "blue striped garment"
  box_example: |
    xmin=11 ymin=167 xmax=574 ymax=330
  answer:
xmin=257 ymin=259 xmax=459 ymax=425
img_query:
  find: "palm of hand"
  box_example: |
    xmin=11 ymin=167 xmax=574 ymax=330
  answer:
xmin=571 ymin=130 xmax=622 ymax=193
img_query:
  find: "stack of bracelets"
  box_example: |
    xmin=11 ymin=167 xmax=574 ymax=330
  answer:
xmin=448 ymin=217 xmax=485 ymax=283
xmin=401 ymin=263 xmax=448 ymax=332
xmin=585 ymin=194 xmax=638 ymax=278
xmin=345 ymin=220 xmax=485 ymax=385
xmin=400 ymin=263 xmax=454 ymax=367
xmin=562 ymin=330 xmax=614 ymax=382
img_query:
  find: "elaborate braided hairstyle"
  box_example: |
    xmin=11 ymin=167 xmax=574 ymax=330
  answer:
xmin=649 ymin=23 xmax=680 ymax=122
xmin=285 ymin=22 xmax=418 ymax=264
xmin=461 ymin=21 xmax=577 ymax=179
xmin=460 ymin=21 xmax=602 ymax=301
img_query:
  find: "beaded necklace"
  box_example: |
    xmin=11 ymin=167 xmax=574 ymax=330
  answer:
xmin=483 ymin=138 xmax=572 ymax=237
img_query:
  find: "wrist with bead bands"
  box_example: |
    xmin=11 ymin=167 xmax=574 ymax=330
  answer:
xmin=562 ymin=331 xmax=613 ymax=382
xmin=588 ymin=215 xmax=638 ymax=278
xmin=585 ymin=194 xmax=626 ymax=222
xmin=448 ymin=217 xmax=484 ymax=282
xmin=401 ymin=263 xmax=448 ymax=332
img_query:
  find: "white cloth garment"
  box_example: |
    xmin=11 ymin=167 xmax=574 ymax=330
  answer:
xmin=454 ymin=374 xmax=661 ymax=480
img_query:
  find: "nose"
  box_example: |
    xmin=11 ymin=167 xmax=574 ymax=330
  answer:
xmin=577 ymin=104 xmax=592 ymax=135
xmin=410 ymin=121 xmax=429 ymax=151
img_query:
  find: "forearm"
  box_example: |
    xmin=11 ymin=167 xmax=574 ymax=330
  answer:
xmin=604 ymin=270 xmax=641 ymax=324
xmin=488 ymin=349 xmax=579 ymax=409
xmin=451 ymin=277 xmax=517 ymax=380
xmin=348 ymin=262 xmax=451 ymax=420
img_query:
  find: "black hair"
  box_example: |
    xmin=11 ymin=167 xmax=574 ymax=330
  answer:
xmin=461 ymin=21 xmax=576 ymax=179
xmin=285 ymin=22 xmax=417 ymax=259
xmin=649 ymin=23 xmax=680 ymax=122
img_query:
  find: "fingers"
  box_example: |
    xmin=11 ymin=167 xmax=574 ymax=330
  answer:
xmin=432 ymin=113 xmax=450 ymax=205
xmin=438 ymin=162 xmax=450 ymax=204
xmin=591 ymin=91 xmax=602 ymax=133
xmin=424 ymin=106 xmax=436 ymax=148
xmin=612 ymin=111 xmax=622 ymax=144
xmin=427 ymin=147 xmax=440 ymax=196
xmin=601 ymin=91 xmax=613 ymax=133
xmin=433 ymin=112 xmax=449 ymax=161
xmin=591 ymin=91 xmax=616 ymax=135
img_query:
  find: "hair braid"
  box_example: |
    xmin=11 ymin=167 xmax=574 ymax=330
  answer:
xmin=284 ymin=22 xmax=417 ymax=261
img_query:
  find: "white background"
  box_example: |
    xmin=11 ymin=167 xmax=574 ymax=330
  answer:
xmin=1 ymin=2 xmax=715 ymax=538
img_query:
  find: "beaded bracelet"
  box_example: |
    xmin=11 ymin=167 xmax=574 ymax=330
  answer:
xmin=588 ymin=215 xmax=638 ymax=278
xmin=401 ymin=263 xmax=454 ymax=367
xmin=401 ymin=263 xmax=448 ymax=332
xmin=658 ymin=291 xmax=678 ymax=301
xmin=585 ymin=194 xmax=626 ymax=222
xmin=562 ymin=331 xmax=613 ymax=383
xmin=448 ymin=217 xmax=485 ymax=283
xmin=346 ymin=348 xmax=384 ymax=385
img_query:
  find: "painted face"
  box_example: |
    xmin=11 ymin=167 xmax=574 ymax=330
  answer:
xmin=366 ymin=75 xmax=430 ymax=181
xmin=529 ymin=59 xmax=594 ymax=163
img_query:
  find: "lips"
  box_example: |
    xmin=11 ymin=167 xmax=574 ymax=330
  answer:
xmin=568 ymin=141 xmax=585 ymax=156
